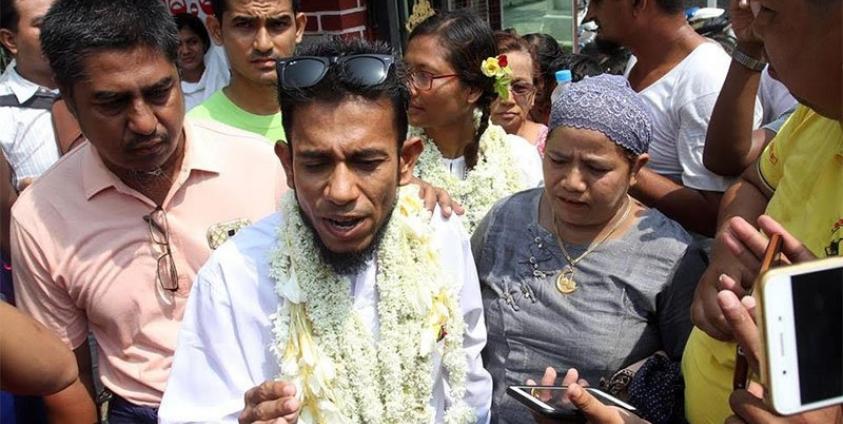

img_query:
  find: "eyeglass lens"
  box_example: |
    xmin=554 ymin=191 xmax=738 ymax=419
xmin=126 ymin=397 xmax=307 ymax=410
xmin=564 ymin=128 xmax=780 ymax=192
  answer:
xmin=344 ymin=56 xmax=389 ymax=86
xmin=282 ymin=58 xmax=328 ymax=88
xmin=144 ymin=208 xmax=179 ymax=292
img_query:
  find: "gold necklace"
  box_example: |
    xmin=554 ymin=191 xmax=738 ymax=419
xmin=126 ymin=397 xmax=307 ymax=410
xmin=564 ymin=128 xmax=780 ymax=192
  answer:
xmin=553 ymin=196 xmax=632 ymax=294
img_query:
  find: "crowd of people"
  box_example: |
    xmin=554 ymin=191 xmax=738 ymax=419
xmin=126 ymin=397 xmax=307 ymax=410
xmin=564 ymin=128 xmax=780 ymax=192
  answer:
xmin=0 ymin=0 xmax=840 ymax=423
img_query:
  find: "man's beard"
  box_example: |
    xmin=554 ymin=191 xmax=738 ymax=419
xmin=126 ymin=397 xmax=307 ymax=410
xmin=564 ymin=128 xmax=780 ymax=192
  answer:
xmin=296 ymin=196 xmax=397 ymax=276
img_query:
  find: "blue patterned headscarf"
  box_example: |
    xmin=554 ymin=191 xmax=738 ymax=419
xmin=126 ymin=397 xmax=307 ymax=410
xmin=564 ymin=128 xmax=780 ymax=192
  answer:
xmin=548 ymin=74 xmax=653 ymax=156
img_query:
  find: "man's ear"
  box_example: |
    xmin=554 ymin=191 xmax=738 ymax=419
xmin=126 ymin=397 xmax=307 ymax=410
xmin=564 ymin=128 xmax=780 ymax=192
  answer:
xmin=294 ymin=13 xmax=307 ymax=44
xmin=206 ymin=15 xmax=224 ymax=46
xmin=629 ymin=152 xmax=649 ymax=186
xmin=60 ymin=88 xmax=79 ymax=117
xmin=632 ymin=0 xmax=648 ymax=16
xmin=275 ymin=142 xmax=296 ymax=190
xmin=398 ymin=136 xmax=424 ymax=185
xmin=0 ymin=29 xmax=19 ymax=56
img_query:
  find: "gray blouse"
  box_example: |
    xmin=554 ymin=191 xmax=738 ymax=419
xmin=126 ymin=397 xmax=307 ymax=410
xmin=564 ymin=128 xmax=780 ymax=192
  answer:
xmin=470 ymin=188 xmax=706 ymax=424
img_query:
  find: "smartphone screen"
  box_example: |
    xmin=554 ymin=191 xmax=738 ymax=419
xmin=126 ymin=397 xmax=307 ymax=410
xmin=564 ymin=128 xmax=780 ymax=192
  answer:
xmin=791 ymin=266 xmax=843 ymax=405
xmin=507 ymin=385 xmax=637 ymax=417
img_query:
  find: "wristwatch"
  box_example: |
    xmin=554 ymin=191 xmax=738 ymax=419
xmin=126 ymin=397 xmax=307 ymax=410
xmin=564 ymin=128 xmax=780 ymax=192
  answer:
xmin=732 ymin=48 xmax=767 ymax=72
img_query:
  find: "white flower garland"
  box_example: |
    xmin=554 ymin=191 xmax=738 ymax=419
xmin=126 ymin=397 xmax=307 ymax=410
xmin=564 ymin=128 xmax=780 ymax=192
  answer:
xmin=410 ymin=110 xmax=524 ymax=234
xmin=269 ymin=185 xmax=475 ymax=424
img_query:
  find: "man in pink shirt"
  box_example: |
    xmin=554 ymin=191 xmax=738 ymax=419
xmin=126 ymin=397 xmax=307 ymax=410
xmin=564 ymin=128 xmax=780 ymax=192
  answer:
xmin=9 ymin=0 xmax=285 ymax=422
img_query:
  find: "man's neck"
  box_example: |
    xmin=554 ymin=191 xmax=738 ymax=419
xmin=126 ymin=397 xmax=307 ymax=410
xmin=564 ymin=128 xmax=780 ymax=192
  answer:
xmin=424 ymin=113 xmax=477 ymax=159
xmin=14 ymin=63 xmax=56 ymax=90
xmin=109 ymin=132 xmax=187 ymax=206
xmin=625 ymin=17 xmax=704 ymax=90
xmin=223 ymin=73 xmax=279 ymax=116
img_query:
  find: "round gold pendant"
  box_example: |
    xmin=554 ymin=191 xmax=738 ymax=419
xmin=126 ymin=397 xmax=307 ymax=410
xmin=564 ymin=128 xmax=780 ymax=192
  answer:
xmin=555 ymin=272 xmax=577 ymax=294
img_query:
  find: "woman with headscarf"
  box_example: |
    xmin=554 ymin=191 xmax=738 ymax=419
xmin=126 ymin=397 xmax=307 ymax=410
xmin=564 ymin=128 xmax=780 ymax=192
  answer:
xmin=471 ymin=75 xmax=706 ymax=424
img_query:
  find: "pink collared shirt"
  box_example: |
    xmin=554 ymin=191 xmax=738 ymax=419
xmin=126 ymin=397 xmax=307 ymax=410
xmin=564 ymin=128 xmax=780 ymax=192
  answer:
xmin=10 ymin=118 xmax=286 ymax=407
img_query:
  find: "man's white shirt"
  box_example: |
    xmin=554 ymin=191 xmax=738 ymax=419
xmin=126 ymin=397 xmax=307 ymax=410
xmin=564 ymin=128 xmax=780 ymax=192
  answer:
xmin=159 ymin=208 xmax=493 ymax=423
xmin=625 ymin=42 xmax=764 ymax=192
xmin=0 ymin=61 xmax=60 ymax=188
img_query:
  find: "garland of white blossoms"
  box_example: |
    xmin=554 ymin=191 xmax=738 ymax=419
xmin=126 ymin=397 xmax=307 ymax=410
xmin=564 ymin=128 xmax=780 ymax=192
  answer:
xmin=268 ymin=185 xmax=475 ymax=424
xmin=410 ymin=109 xmax=524 ymax=234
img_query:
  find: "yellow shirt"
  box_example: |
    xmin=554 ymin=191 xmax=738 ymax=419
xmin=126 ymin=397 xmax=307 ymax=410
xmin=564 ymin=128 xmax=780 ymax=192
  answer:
xmin=682 ymin=106 xmax=843 ymax=424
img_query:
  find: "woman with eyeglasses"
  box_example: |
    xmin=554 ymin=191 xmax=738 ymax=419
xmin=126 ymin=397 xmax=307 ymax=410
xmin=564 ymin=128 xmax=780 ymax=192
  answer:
xmin=490 ymin=31 xmax=549 ymax=153
xmin=404 ymin=10 xmax=543 ymax=235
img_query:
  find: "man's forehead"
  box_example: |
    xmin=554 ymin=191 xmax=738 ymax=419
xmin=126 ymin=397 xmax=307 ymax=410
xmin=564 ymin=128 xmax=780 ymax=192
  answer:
xmin=291 ymin=99 xmax=399 ymax=152
xmin=226 ymin=0 xmax=295 ymax=17
xmin=77 ymin=48 xmax=176 ymax=89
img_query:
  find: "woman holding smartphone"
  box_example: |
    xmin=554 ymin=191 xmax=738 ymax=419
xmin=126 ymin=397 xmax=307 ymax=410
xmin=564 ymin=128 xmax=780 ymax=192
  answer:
xmin=404 ymin=10 xmax=543 ymax=235
xmin=471 ymin=75 xmax=706 ymax=424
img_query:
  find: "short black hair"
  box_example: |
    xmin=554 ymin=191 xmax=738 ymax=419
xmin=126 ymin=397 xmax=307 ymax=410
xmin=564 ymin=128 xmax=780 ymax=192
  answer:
xmin=40 ymin=0 xmax=179 ymax=91
xmin=174 ymin=13 xmax=210 ymax=53
xmin=0 ymin=0 xmax=18 ymax=32
xmin=278 ymin=38 xmax=408 ymax=149
xmin=210 ymin=0 xmax=301 ymax=19
xmin=550 ymin=53 xmax=604 ymax=82
xmin=654 ymin=0 xmax=685 ymax=14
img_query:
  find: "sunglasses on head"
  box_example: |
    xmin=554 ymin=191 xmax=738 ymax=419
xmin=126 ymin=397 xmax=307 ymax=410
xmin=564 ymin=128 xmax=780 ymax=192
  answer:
xmin=276 ymin=54 xmax=396 ymax=90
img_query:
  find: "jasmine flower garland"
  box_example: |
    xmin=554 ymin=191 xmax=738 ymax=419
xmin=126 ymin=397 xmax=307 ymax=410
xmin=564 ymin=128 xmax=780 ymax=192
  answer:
xmin=269 ymin=185 xmax=475 ymax=424
xmin=410 ymin=109 xmax=524 ymax=234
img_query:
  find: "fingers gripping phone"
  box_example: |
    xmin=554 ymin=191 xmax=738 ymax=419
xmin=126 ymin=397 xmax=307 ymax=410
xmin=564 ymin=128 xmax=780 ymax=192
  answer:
xmin=758 ymin=256 xmax=843 ymax=415
xmin=507 ymin=385 xmax=637 ymax=421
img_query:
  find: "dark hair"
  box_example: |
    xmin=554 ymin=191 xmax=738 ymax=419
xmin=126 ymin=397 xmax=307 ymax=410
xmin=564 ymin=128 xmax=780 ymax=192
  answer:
xmin=654 ymin=0 xmax=685 ymax=14
xmin=409 ymin=9 xmax=497 ymax=169
xmin=550 ymin=53 xmax=604 ymax=82
xmin=278 ymin=38 xmax=408 ymax=149
xmin=174 ymin=13 xmax=210 ymax=54
xmin=494 ymin=29 xmax=538 ymax=85
xmin=210 ymin=0 xmax=301 ymax=19
xmin=523 ymin=33 xmax=564 ymax=111
xmin=0 ymin=0 xmax=18 ymax=32
xmin=40 ymin=0 xmax=179 ymax=91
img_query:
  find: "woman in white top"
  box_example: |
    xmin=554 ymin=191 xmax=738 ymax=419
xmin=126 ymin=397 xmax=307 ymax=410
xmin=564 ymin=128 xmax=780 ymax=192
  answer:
xmin=404 ymin=10 xmax=543 ymax=234
xmin=174 ymin=13 xmax=228 ymax=111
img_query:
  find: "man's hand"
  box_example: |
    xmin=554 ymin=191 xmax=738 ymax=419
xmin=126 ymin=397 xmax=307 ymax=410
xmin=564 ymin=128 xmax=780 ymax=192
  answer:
xmin=239 ymin=381 xmax=300 ymax=424
xmin=730 ymin=0 xmax=763 ymax=45
xmin=692 ymin=215 xmax=816 ymax=340
xmin=410 ymin=176 xmax=464 ymax=218
xmin=727 ymin=389 xmax=843 ymax=424
xmin=720 ymin=215 xmax=816 ymax=269
xmin=718 ymin=254 xmax=842 ymax=424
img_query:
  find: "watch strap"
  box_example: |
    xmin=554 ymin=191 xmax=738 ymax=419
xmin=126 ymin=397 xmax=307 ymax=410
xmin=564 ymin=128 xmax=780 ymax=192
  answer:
xmin=732 ymin=48 xmax=767 ymax=72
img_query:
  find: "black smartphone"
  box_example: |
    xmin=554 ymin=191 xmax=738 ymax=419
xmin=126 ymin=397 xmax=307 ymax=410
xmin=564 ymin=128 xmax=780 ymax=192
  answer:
xmin=507 ymin=385 xmax=637 ymax=421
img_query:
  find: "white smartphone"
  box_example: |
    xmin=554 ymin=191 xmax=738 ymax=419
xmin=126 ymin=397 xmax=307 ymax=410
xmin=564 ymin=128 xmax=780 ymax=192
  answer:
xmin=758 ymin=256 xmax=843 ymax=415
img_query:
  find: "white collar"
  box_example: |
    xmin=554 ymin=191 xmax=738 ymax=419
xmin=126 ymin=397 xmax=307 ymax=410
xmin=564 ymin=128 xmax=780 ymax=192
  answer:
xmin=0 ymin=61 xmax=58 ymax=104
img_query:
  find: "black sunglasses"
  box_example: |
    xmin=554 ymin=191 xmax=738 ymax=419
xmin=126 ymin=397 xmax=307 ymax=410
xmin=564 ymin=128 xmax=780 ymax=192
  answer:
xmin=276 ymin=54 xmax=395 ymax=90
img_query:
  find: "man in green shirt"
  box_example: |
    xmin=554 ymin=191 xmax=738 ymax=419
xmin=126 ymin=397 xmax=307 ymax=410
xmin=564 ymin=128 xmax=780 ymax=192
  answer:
xmin=189 ymin=0 xmax=306 ymax=144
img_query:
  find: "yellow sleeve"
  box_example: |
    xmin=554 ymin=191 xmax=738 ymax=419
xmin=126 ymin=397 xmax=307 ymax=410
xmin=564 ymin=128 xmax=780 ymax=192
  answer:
xmin=757 ymin=106 xmax=808 ymax=192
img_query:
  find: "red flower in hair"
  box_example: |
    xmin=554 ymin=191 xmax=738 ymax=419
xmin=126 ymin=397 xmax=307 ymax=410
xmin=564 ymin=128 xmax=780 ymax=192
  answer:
xmin=498 ymin=55 xmax=508 ymax=68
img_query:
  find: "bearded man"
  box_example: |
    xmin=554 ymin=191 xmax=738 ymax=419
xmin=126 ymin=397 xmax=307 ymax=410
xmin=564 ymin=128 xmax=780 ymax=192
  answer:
xmin=158 ymin=38 xmax=493 ymax=424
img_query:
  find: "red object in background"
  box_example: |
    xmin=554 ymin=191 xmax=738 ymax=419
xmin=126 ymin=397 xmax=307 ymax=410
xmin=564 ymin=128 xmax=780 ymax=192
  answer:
xmin=199 ymin=0 xmax=213 ymax=15
xmin=166 ymin=0 xmax=187 ymax=15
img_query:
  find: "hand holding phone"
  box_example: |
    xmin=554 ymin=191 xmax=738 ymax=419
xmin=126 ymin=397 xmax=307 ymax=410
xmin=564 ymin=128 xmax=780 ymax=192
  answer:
xmin=757 ymin=256 xmax=843 ymax=415
xmin=512 ymin=368 xmax=641 ymax=423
